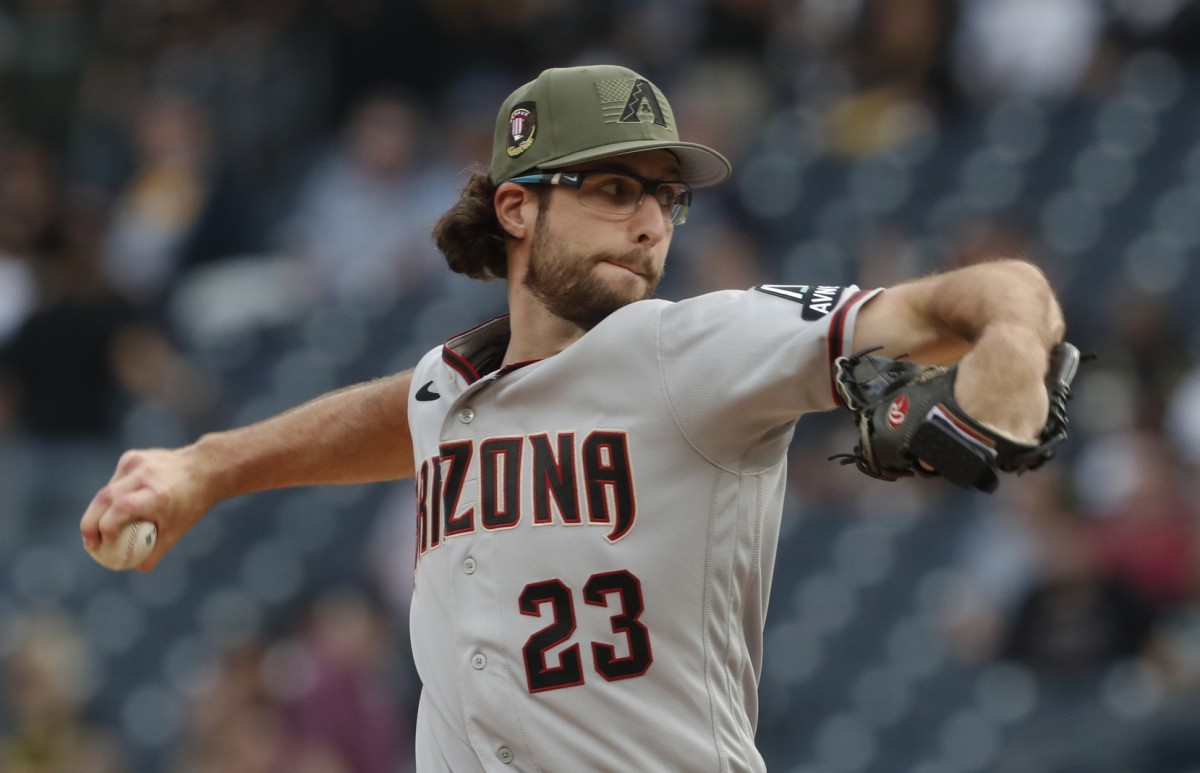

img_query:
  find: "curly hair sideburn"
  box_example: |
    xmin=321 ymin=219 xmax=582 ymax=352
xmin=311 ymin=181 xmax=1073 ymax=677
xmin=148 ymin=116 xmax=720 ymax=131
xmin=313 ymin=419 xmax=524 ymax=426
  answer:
xmin=433 ymin=171 xmax=550 ymax=280
xmin=432 ymin=172 xmax=506 ymax=280
xmin=425 ymin=173 xmax=495 ymax=280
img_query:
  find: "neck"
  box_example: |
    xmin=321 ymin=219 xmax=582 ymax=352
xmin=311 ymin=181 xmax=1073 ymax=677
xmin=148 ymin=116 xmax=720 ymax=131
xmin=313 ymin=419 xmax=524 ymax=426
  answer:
xmin=502 ymin=283 xmax=586 ymax=367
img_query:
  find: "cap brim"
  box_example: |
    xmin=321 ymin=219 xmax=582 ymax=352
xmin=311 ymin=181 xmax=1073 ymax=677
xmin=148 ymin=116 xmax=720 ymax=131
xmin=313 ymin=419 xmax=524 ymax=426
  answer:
xmin=537 ymin=140 xmax=732 ymax=188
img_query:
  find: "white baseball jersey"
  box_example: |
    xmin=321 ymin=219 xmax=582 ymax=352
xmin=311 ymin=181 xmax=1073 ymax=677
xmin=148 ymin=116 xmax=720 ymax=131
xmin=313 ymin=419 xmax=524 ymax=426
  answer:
xmin=406 ymin=285 xmax=879 ymax=772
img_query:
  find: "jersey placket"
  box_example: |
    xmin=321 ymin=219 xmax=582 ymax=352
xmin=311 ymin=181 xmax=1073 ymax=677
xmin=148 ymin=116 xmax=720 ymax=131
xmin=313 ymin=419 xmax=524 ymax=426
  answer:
xmin=438 ymin=371 xmax=538 ymax=771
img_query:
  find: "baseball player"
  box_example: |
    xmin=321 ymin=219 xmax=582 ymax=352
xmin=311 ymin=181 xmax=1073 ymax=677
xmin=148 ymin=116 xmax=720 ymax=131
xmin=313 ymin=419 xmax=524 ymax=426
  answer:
xmin=81 ymin=65 xmax=1069 ymax=771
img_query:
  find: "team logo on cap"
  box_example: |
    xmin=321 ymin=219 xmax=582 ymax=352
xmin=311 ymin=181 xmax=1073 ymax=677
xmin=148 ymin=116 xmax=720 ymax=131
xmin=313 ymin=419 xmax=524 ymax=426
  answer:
xmin=596 ymin=78 xmax=672 ymax=128
xmin=507 ymin=101 xmax=537 ymax=158
xmin=620 ymin=79 xmax=666 ymax=126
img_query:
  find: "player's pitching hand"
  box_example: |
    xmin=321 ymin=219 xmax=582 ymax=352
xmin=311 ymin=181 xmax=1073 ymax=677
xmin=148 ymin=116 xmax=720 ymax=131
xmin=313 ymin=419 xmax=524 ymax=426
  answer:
xmin=80 ymin=448 xmax=214 ymax=572
xmin=951 ymin=328 xmax=1052 ymax=444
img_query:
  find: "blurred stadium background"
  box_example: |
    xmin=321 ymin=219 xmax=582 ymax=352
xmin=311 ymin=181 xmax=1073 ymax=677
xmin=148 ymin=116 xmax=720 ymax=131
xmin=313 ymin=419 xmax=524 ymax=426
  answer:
xmin=2 ymin=1 xmax=1200 ymax=771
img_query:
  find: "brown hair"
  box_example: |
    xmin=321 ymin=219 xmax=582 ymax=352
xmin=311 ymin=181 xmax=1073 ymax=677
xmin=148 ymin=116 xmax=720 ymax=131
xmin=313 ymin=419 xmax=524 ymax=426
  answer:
xmin=433 ymin=171 xmax=551 ymax=280
xmin=432 ymin=172 xmax=508 ymax=280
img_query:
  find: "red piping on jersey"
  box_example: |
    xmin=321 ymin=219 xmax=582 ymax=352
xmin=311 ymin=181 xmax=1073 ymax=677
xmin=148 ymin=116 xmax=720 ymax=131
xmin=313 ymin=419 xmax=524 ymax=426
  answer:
xmin=440 ymin=314 xmax=511 ymax=384
xmin=827 ymin=289 xmax=871 ymax=407
xmin=442 ymin=347 xmax=480 ymax=384
xmin=498 ymin=359 xmax=542 ymax=375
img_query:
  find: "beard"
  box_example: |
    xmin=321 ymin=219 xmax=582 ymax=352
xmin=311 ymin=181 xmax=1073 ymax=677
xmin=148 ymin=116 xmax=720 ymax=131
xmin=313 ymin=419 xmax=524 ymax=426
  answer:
xmin=523 ymin=214 xmax=664 ymax=331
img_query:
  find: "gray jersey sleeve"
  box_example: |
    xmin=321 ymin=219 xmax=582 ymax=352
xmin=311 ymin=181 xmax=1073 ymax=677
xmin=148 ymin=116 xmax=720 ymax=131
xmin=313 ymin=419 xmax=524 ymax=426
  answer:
xmin=656 ymin=284 xmax=878 ymax=470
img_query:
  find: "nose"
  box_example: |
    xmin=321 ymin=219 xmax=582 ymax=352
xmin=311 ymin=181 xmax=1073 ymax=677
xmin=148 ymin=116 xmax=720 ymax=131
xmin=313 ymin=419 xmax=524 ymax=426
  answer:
xmin=629 ymin=193 xmax=671 ymax=246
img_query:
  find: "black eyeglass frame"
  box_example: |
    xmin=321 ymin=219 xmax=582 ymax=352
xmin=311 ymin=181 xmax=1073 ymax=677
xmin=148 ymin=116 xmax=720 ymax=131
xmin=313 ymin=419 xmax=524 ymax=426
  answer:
xmin=505 ymin=169 xmax=693 ymax=225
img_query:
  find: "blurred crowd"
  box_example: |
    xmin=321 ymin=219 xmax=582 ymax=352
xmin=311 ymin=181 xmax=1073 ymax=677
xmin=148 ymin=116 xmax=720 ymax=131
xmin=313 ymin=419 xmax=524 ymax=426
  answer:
xmin=2 ymin=0 xmax=1200 ymax=771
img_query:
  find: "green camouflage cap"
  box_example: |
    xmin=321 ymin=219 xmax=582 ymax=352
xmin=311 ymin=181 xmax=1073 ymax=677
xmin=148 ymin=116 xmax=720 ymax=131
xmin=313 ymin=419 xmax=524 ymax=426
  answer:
xmin=490 ymin=65 xmax=732 ymax=188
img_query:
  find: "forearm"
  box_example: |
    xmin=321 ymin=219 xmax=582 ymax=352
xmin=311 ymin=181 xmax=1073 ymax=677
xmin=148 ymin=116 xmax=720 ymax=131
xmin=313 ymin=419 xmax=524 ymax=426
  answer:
xmin=186 ymin=370 xmax=416 ymax=504
xmin=860 ymin=259 xmax=1063 ymax=363
xmin=929 ymin=262 xmax=1064 ymax=440
xmin=81 ymin=369 xmax=416 ymax=570
xmin=914 ymin=259 xmax=1064 ymax=354
xmin=954 ymin=324 xmax=1053 ymax=441
xmin=855 ymin=260 xmax=1066 ymax=441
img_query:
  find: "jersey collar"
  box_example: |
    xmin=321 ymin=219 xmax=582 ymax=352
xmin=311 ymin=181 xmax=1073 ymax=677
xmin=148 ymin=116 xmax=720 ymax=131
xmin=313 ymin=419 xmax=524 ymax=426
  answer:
xmin=441 ymin=315 xmax=512 ymax=384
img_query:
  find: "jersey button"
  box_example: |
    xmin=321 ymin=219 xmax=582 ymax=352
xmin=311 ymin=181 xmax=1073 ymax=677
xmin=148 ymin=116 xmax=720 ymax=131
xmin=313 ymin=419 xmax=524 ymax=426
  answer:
xmin=496 ymin=746 xmax=514 ymax=765
xmin=471 ymin=652 xmax=487 ymax=670
xmin=463 ymin=557 xmax=477 ymax=574
xmin=458 ymin=407 xmax=475 ymax=424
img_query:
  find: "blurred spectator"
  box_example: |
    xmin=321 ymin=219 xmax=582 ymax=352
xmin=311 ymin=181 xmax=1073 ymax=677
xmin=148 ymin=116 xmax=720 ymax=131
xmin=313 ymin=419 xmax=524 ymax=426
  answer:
xmin=280 ymin=589 xmax=410 ymax=773
xmin=997 ymin=486 xmax=1159 ymax=681
xmin=945 ymin=465 xmax=1178 ymax=686
xmin=0 ymin=611 xmax=128 ymax=773
xmin=951 ymin=0 xmax=1107 ymax=101
xmin=855 ymin=223 xmax=926 ymax=290
xmin=7 ymin=0 xmax=91 ymax=148
xmin=0 ymin=187 xmax=216 ymax=441
xmin=420 ymin=0 xmax=613 ymax=85
xmin=943 ymin=473 xmax=1067 ymax=663
xmin=1101 ymin=289 xmax=1192 ymax=431
xmin=0 ymin=140 xmax=59 ymax=344
xmin=1166 ymin=362 xmax=1200 ymax=469
xmin=935 ymin=212 xmax=1091 ymax=342
xmin=0 ymin=185 xmax=217 ymax=539
xmin=172 ymin=590 xmax=409 ymax=773
xmin=0 ymin=139 xmax=59 ymax=259
xmin=1108 ymin=0 xmax=1200 ymax=63
xmin=61 ymin=25 xmax=145 ymax=193
xmin=0 ymin=251 xmax=35 ymax=348
xmin=147 ymin=0 xmax=335 ymax=226
xmin=1090 ymin=430 xmax=1200 ymax=611
xmin=277 ymin=90 xmax=453 ymax=306
xmin=672 ymin=56 xmax=772 ymax=172
xmin=0 ymin=252 xmax=145 ymax=439
xmin=99 ymin=91 xmax=259 ymax=310
xmin=824 ymin=0 xmax=959 ymax=157
xmin=431 ymin=69 xmax=513 ymax=185
xmin=671 ymin=222 xmax=767 ymax=297
xmin=171 ymin=640 xmax=351 ymax=773
xmin=697 ymin=0 xmax=774 ymax=59
xmin=938 ymin=212 xmax=1048 ymax=270
xmin=174 ymin=697 xmax=332 ymax=773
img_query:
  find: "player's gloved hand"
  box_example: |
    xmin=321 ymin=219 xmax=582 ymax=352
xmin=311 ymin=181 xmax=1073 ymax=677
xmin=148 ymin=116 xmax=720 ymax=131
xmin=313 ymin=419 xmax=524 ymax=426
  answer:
xmin=829 ymin=342 xmax=1081 ymax=493
xmin=80 ymin=447 xmax=215 ymax=571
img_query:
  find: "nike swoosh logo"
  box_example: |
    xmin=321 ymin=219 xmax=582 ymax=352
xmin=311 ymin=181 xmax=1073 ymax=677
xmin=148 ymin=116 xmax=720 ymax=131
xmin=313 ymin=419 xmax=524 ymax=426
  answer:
xmin=415 ymin=380 xmax=441 ymax=401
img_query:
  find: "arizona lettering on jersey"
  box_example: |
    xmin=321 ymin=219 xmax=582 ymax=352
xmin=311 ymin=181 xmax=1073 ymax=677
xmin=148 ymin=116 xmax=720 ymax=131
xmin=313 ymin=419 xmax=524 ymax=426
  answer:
xmin=405 ymin=286 xmax=880 ymax=773
xmin=415 ymin=430 xmax=637 ymax=557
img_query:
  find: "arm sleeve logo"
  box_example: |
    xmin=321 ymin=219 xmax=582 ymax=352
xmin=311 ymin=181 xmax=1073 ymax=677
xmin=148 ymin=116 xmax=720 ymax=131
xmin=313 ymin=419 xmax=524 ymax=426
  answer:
xmin=755 ymin=284 xmax=846 ymax=320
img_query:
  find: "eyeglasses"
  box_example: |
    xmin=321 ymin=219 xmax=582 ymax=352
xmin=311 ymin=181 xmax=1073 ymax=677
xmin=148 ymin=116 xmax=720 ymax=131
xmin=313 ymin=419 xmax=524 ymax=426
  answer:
xmin=506 ymin=170 xmax=693 ymax=225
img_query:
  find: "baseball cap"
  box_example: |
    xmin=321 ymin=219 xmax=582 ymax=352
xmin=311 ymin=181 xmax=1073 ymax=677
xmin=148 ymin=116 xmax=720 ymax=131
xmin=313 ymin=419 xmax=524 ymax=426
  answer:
xmin=490 ymin=65 xmax=732 ymax=188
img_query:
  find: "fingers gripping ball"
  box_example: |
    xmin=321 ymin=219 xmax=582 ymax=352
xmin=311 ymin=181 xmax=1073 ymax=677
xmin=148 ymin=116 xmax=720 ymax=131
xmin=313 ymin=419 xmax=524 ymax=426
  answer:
xmin=87 ymin=520 xmax=157 ymax=571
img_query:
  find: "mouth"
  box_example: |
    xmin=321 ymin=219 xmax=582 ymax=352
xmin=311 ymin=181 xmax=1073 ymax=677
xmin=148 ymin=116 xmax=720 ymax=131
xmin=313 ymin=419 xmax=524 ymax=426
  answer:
xmin=601 ymin=260 xmax=647 ymax=279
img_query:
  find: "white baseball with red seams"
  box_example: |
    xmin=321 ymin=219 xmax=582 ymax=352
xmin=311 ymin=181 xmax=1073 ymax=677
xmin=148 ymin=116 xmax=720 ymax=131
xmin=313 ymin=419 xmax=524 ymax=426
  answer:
xmin=87 ymin=520 xmax=157 ymax=571
xmin=405 ymin=286 xmax=878 ymax=772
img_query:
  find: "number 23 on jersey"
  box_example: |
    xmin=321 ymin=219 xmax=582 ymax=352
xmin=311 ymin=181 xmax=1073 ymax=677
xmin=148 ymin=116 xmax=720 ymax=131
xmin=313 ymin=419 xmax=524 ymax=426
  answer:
xmin=520 ymin=569 xmax=653 ymax=693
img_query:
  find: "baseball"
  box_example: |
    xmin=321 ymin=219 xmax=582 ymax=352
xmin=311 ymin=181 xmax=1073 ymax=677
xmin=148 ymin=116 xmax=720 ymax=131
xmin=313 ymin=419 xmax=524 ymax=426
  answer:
xmin=87 ymin=520 xmax=157 ymax=571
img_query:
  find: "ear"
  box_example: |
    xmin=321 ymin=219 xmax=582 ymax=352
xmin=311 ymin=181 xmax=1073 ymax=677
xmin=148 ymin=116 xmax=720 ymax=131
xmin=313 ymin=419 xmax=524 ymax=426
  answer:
xmin=494 ymin=182 xmax=538 ymax=240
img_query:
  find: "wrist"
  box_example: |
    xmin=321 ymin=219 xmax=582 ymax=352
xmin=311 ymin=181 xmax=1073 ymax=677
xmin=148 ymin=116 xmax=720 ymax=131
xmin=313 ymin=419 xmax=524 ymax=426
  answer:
xmin=182 ymin=432 xmax=233 ymax=509
xmin=954 ymin=325 xmax=1051 ymax=442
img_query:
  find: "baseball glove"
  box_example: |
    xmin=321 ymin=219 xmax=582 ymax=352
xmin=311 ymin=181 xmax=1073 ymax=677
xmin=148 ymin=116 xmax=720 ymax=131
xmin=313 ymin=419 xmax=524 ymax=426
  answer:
xmin=830 ymin=341 xmax=1081 ymax=493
